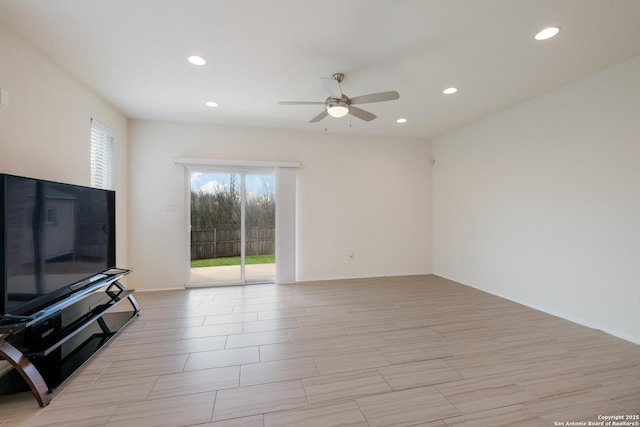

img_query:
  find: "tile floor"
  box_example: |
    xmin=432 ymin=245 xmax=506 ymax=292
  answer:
xmin=0 ymin=274 xmax=639 ymax=426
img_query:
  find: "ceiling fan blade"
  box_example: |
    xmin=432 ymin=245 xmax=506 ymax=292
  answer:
xmin=309 ymin=110 xmax=329 ymax=123
xmin=349 ymin=106 xmax=377 ymax=121
xmin=350 ymin=91 xmax=399 ymax=105
xmin=321 ymin=77 xmax=342 ymax=99
xmin=278 ymin=101 xmax=325 ymax=105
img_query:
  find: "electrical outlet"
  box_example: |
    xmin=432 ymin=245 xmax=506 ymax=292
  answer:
xmin=0 ymin=88 xmax=9 ymax=106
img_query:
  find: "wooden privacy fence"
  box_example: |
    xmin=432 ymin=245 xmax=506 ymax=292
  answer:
xmin=191 ymin=225 xmax=275 ymax=260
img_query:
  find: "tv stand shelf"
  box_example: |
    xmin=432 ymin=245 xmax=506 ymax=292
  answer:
xmin=0 ymin=269 xmax=140 ymax=407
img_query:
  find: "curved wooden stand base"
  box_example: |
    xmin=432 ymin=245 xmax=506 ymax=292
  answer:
xmin=0 ymin=335 xmax=51 ymax=407
xmin=0 ymin=271 xmax=139 ymax=407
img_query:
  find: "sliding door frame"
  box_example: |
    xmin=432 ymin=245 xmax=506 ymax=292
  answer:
xmin=186 ymin=166 xmax=274 ymax=286
xmin=175 ymin=157 xmax=299 ymax=287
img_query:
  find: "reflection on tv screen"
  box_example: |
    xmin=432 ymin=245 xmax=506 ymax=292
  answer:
xmin=2 ymin=175 xmax=114 ymax=315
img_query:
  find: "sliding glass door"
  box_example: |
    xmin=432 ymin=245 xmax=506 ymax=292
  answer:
xmin=243 ymin=173 xmax=276 ymax=281
xmin=189 ymin=169 xmax=275 ymax=285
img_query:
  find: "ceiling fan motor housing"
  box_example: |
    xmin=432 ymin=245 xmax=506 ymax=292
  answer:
xmin=327 ymin=94 xmax=350 ymax=109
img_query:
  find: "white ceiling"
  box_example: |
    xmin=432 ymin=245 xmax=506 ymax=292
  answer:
xmin=1 ymin=0 xmax=639 ymax=139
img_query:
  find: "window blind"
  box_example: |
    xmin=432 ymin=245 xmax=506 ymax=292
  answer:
xmin=90 ymin=119 xmax=114 ymax=190
xmin=275 ymin=166 xmax=297 ymax=284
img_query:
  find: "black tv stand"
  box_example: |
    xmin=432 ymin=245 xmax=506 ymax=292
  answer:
xmin=0 ymin=268 xmax=140 ymax=407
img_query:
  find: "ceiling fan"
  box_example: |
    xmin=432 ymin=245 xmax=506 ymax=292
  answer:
xmin=278 ymin=73 xmax=400 ymax=123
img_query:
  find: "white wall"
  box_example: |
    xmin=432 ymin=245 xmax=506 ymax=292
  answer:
xmin=433 ymin=56 xmax=640 ymax=343
xmin=128 ymin=121 xmax=432 ymax=290
xmin=0 ymin=23 xmax=129 ymax=265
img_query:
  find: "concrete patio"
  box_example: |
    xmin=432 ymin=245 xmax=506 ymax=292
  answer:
xmin=189 ymin=263 xmax=275 ymax=284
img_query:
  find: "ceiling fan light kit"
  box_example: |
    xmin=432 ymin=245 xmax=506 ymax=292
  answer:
xmin=327 ymin=98 xmax=350 ymax=118
xmin=278 ymin=72 xmax=399 ymax=123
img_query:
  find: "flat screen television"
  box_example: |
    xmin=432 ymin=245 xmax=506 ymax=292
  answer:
xmin=0 ymin=174 xmax=115 ymax=318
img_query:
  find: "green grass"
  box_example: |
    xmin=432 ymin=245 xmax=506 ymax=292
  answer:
xmin=191 ymin=254 xmax=275 ymax=268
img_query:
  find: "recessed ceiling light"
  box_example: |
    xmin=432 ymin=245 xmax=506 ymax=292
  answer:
xmin=396 ymin=118 xmax=408 ymax=124
xmin=205 ymin=101 xmax=219 ymax=107
xmin=188 ymin=55 xmax=207 ymax=65
xmin=443 ymin=87 xmax=458 ymax=95
xmin=535 ymin=27 xmax=559 ymax=41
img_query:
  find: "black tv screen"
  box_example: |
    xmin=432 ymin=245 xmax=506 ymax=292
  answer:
xmin=0 ymin=174 xmax=115 ymax=317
